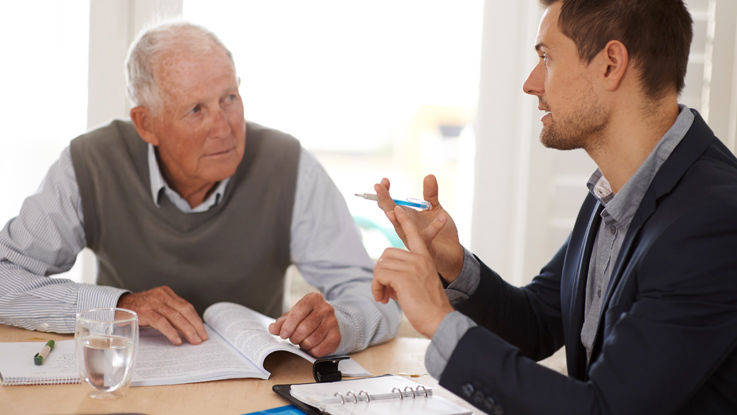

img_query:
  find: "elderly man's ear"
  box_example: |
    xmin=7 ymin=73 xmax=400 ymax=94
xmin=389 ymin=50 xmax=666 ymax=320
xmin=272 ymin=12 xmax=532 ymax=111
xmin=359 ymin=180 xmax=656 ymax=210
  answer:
xmin=130 ymin=106 xmax=159 ymax=146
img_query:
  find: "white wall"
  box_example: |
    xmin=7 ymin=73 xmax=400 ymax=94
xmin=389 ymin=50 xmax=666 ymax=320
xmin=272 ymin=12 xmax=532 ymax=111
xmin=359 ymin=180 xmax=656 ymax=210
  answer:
xmin=0 ymin=1 xmax=90 ymax=283
xmin=470 ymin=0 xmax=544 ymax=284
xmin=704 ymin=0 xmax=737 ymax=149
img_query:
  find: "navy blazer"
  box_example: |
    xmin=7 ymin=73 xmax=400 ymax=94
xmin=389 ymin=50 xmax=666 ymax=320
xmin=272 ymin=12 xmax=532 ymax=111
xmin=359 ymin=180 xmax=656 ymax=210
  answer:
xmin=440 ymin=110 xmax=737 ymax=414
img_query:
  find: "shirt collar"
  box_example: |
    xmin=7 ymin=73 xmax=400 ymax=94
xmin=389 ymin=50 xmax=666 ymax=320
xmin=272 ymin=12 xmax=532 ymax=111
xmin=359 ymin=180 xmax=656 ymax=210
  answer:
xmin=586 ymin=105 xmax=695 ymax=226
xmin=147 ymin=143 xmax=230 ymax=213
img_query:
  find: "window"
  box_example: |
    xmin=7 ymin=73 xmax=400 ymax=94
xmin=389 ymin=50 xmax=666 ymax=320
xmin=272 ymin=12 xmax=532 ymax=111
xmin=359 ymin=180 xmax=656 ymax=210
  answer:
xmin=183 ymin=0 xmax=483 ymax=256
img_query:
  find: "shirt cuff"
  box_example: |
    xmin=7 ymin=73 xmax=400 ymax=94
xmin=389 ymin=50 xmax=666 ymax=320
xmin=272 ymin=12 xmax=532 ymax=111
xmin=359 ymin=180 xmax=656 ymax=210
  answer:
xmin=77 ymin=284 xmax=130 ymax=315
xmin=445 ymin=247 xmax=481 ymax=305
xmin=331 ymin=303 xmax=360 ymax=355
xmin=424 ymin=311 xmax=477 ymax=379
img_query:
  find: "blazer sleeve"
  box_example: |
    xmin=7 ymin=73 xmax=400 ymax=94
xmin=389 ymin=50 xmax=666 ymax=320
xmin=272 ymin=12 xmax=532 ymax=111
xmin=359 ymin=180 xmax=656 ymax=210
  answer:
xmin=454 ymin=240 xmax=567 ymax=361
xmin=437 ymin=201 xmax=737 ymax=415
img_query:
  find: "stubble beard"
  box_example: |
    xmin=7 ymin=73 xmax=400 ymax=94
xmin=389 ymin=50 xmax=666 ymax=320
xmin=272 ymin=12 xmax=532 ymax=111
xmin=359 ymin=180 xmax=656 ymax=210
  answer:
xmin=539 ymin=91 xmax=608 ymax=151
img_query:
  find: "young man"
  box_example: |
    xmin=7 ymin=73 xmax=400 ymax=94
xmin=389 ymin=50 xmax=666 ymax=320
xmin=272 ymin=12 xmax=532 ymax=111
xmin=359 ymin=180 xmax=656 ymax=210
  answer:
xmin=373 ymin=0 xmax=737 ymax=413
xmin=0 ymin=22 xmax=400 ymax=357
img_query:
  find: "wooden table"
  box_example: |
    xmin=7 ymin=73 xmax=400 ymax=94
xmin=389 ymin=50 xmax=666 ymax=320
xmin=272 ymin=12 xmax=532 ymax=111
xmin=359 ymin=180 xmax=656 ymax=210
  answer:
xmin=0 ymin=324 xmax=478 ymax=414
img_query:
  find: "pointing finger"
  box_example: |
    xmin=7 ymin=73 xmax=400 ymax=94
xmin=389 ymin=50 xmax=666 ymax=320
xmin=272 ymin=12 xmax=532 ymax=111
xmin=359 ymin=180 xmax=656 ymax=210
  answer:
xmin=394 ymin=206 xmax=430 ymax=255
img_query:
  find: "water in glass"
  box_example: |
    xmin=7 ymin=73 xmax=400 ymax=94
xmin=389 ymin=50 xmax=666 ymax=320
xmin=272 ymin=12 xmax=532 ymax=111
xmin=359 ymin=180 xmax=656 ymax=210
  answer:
xmin=81 ymin=335 xmax=135 ymax=392
xmin=75 ymin=308 xmax=138 ymax=399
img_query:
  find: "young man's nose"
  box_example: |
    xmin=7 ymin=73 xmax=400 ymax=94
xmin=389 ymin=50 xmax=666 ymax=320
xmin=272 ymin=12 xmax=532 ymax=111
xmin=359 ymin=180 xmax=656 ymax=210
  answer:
xmin=523 ymin=63 xmax=544 ymax=97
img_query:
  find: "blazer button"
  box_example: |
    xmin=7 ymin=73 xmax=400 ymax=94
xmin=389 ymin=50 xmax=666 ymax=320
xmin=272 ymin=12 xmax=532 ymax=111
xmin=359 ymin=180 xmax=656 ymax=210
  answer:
xmin=472 ymin=390 xmax=485 ymax=407
xmin=483 ymin=396 xmax=496 ymax=412
xmin=461 ymin=383 xmax=474 ymax=398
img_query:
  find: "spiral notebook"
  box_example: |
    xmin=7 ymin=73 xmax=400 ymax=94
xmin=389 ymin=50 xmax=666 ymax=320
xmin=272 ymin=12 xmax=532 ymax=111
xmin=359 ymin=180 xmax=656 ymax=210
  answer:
xmin=274 ymin=375 xmax=471 ymax=415
xmin=0 ymin=340 xmax=78 ymax=385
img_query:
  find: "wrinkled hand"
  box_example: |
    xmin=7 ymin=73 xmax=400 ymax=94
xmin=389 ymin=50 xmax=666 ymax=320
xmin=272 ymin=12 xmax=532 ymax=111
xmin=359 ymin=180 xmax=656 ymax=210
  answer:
xmin=117 ymin=286 xmax=208 ymax=345
xmin=374 ymin=174 xmax=464 ymax=282
xmin=268 ymin=292 xmax=341 ymax=357
xmin=373 ymin=207 xmax=454 ymax=338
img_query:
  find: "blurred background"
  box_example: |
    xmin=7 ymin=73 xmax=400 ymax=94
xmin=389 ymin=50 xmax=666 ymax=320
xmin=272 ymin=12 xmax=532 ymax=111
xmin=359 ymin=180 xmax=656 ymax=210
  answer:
xmin=1 ymin=0 xmax=735 ymax=344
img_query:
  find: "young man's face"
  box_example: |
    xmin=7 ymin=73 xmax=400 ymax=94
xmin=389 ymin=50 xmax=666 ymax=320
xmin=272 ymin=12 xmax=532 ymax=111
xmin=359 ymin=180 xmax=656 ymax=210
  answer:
xmin=523 ymin=2 xmax=608 ymax=151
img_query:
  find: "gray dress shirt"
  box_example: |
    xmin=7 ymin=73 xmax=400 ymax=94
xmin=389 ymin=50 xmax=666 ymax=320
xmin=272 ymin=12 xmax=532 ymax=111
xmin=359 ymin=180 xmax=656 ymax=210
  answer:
xmin=0 ymin=140 xmax=401 ymax=355
xmin=580 ymin=106 xmax=693 ymax=361
xmin=426 ymin=105 xmax=694 ymax=378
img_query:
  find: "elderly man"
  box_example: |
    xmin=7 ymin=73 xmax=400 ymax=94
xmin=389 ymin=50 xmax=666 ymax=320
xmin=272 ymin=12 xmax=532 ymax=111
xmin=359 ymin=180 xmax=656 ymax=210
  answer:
xmin=372 ymin=0 xmax=737 ymax=413
xmin=0 ymin=22 xmax=400 ymax=357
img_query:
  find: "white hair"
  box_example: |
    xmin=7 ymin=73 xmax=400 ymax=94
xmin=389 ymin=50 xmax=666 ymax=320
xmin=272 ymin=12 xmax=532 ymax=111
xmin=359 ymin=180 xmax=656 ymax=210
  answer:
xmin=125 ymin=21 xmax=235 ymax=111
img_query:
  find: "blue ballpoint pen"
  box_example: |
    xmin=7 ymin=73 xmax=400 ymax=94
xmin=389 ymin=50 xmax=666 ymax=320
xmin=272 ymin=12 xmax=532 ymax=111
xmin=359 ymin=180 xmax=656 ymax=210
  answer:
xmin=354 ymin=193 xmax=431 ymax=210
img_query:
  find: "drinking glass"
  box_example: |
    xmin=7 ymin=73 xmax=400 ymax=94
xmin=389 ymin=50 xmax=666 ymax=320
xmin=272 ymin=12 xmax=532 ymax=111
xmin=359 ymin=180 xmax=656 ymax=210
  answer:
xmin=75 ymin=308 xmax=138 ymax=399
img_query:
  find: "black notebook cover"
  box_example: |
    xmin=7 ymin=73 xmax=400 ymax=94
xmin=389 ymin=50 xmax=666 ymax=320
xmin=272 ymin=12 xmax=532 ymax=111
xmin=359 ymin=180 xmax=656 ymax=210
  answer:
xmin=272 ymin=383 xmax=321 ymax=415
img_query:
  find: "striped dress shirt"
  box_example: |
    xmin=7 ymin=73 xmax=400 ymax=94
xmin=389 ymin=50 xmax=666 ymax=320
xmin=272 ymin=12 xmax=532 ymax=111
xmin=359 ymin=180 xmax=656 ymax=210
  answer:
xmin=0 ymin=141 xmax=400 ymax=354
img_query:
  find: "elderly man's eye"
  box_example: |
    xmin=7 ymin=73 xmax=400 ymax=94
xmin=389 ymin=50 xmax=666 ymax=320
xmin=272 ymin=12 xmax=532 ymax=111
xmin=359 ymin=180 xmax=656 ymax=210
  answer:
xmin=191 ymin=104 xmax=201 ymax=114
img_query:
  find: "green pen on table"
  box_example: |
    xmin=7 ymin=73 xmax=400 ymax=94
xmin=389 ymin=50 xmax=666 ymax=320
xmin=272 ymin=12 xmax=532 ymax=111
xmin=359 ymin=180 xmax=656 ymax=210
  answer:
xmin=33 ymin=340 xmax=55 ymax=365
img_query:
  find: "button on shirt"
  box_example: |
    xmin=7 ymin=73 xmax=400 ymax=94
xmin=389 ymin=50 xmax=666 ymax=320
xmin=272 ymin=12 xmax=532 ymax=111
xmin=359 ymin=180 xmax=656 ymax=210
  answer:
xmin=580 ymin=174 xmax=626 ymax=363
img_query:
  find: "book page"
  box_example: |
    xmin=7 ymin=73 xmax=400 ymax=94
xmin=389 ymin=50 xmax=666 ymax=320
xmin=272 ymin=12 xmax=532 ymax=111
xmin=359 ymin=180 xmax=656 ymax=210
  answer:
xmin=203 ymin=302 xmax=315 ymax=370
xmin=131 ymin=326 xmax=268 ymax=386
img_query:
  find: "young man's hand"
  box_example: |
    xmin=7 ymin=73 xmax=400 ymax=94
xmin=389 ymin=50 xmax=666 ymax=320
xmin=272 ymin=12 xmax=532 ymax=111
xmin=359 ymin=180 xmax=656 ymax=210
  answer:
xmin=373 ymin=207 xmax=454 ymax=338
xmin=374 ymin=174 xmax=464 ymax=282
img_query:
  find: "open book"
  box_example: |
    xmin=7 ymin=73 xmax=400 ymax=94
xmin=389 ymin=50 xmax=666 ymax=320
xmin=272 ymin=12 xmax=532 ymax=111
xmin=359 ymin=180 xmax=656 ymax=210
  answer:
xmin=0 ymin=302 xmax=368 ymax=386
xmin=133 ymin=301 xmax=368 ymax=386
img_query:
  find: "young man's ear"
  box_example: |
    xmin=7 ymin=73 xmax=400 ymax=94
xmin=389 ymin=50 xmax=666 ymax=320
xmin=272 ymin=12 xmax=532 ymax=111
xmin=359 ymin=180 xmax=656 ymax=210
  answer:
xmin=599 ymin=40 xmax=629 ymax=92
xmin=130 ymin=106 xmax=159 ymax=146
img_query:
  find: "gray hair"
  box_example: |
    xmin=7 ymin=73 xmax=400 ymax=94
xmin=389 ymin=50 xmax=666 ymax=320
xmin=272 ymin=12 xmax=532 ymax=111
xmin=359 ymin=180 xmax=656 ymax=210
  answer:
xmin=125 ymin=21 xmax=235 ymax=111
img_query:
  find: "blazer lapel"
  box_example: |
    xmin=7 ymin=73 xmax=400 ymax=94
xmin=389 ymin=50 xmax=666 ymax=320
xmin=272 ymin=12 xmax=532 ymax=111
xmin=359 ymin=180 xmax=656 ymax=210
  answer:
xmin=569 ymin=201 xmax=603 ymax=326
xmin=566 ymin=197 xmax=602 ymax=379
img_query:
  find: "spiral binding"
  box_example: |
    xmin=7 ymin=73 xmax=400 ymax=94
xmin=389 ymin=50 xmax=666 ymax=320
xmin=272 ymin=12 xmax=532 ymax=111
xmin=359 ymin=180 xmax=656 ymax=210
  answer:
xmin=1 ymin=374 xmax=80 ymax=385
xmin=331 ymin=385 xmax=432 ymax=405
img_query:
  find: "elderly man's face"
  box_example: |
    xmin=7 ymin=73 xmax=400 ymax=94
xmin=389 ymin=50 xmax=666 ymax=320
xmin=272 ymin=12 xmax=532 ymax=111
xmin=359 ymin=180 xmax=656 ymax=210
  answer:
xmin=148 ymin=46 xmax=246 ymax=193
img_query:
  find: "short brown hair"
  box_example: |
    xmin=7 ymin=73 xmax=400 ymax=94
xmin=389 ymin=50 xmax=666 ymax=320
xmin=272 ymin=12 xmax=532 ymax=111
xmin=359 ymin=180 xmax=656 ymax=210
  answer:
xmin=540 ymin=0 xmax=692 ymax=100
